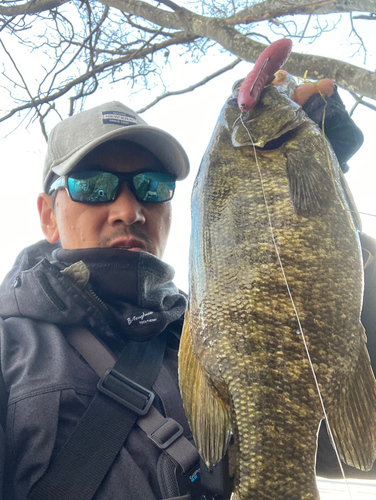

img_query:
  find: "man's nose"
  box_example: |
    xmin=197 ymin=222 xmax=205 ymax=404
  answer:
xmin=107 ymin=182 xmax=146 ymax=226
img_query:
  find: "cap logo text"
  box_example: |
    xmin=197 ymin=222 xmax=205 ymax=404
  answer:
xmin=102 ymin=111 xmax=137 ymax=126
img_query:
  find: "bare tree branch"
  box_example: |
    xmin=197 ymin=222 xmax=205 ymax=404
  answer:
xmin=0 ymin=38 xmax=49 ymax=139
xmin=98 ymin=0 xmax=185 ymax=30
xmin=97 ymin=0 xmax=376 ymax=100
xmin=349 ymin=12 xmax=367 ymax=64
xmin=228 ymin=0 xmax=376 ymax=26
xmin=0 ymin=29 xmax=198 ymax=123
xmin=124 ymin=14 xmax=173 ymax=36
xmin=349 ymin=91 xmax=376 ymax=116
xmin=298 ymin=14 xmax=311 ymax=42
xmin=0 ymin=0 xmax=69 ymax=16
xmin=155 ymin=0 xmax=184 ymax=12
xmin=137 ymin=56 xmax=242 ymax=113
xmin=282 ymin=52 xmax=376 ymax=100
xmin=0 ymin=0 xmax=375 ymax=136
xmin=353 ymin=13 xmax=376 ymax=19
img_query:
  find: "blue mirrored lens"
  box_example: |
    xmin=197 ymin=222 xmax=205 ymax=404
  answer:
xmin=132 ymin=172 xmax=175 ymax=202
xmin=68 ymin=171 xmax=118 ymax=203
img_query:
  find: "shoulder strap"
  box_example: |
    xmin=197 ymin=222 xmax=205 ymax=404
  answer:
xmin=66 ymin=328 xmax=199 ymax=473
xmin=66 ymin=327 xmax=200 ymax=499
xmin=28 ymin=330 xmax=166 ymax=500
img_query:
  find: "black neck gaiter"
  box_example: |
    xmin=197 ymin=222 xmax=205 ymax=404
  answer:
xmin=53 ymin=248 xmax=188 ymax=341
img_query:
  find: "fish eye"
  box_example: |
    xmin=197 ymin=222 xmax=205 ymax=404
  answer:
xmin=226 ymin=97 xmax=238 ymax=108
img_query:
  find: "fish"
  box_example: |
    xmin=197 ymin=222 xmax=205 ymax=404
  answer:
xmin=178 ymin=52 xmax=376 ymax=499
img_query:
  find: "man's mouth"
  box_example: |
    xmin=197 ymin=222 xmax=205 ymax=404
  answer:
xmin=109 ymin=238 xmax=146 ymax=251
xmin=99 ymin=227 xmax=153 ymax=253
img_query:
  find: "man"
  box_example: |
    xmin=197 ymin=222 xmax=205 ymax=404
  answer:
xmin=0 ymin=101 xmax=198 ymax=500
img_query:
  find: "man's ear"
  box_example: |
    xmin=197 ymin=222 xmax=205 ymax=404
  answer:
xmin=37 ymin=193 xmax=60 ymax=243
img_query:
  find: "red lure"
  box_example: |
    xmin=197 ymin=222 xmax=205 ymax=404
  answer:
xmin=238 ymin=38 xmax=293 ymax=112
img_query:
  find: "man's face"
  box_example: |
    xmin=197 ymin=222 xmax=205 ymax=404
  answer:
xmin=39 ymin=140 xmax=172 ymax=259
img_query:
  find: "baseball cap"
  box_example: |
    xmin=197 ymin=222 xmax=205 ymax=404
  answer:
xmin=43 ymin=101 xmax=190 ymax=192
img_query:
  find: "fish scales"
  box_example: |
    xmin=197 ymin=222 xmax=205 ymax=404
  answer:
xmin=179 ymin=82 xmax=376 ymax=499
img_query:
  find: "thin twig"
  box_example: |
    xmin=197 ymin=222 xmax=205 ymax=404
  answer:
xmin=0 ymin=30 xmax=198 ymax=123
xmin=0 ymin=38 xmax=48 ymax=140
xmin=46 ymin=6 xmax=109 ymax=95
xmin=299 ymin=14 xmax=311 ymax=42
xmin=349 ymin=12 xmax=367 ymax=65
xmin=348 ymin=91 xmax=376 ymax=116
xmin=137 ymin=57 xmax=242 ymax=113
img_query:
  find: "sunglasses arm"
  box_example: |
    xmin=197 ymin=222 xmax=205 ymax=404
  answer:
xmin=48 ymin=176 xmax=67 ymax=195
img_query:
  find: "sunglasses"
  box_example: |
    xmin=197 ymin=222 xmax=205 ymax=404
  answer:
xmin=48 ymin=170 xmax=176 ymax=204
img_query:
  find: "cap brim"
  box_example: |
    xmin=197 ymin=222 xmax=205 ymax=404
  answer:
xmin=45 ymin=124 xmax=189 ymax=192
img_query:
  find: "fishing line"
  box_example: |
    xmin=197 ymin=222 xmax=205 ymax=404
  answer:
xmin=359 ymin=211 xmax=376 ymax=219
xmin=239 ymin=112 xmax=354 ymax=500
xmin=297 ymin=74 xmax=354 ymax=231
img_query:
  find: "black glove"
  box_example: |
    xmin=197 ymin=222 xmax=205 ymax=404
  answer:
xmin=302 ymin=88 xmax=364 ymax=173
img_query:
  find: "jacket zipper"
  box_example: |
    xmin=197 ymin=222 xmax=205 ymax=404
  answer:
xmin=81 ymin=285 xmax=109 ymax=313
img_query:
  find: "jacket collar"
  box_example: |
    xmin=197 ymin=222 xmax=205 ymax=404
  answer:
xmin=0 ymin=241 xmax=187 ymax=342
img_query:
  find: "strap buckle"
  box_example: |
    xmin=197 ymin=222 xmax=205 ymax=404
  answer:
xmin=147 ymin=418 xmax=184 ymax=450
xmin=97 ymin=368 xmax=155 ymax=416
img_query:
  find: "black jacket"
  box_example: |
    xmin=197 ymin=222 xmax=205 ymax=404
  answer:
xmin=0 ymin=241 xmax=191 ymax=500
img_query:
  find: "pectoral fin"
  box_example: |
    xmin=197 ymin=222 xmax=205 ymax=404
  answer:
xmin=285 ymin=149 xmax=332 ymax=216
xmin=327 ymin=328 xmax=376 ymax=471
xmin=178 ymin=310 xmax=231 ymax=467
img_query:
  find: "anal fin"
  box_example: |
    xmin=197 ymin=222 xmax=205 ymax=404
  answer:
xmin=178 ymin=310 xmax=231 ymax=467
xmin=328 ymin=333 xmax=376 ymax=471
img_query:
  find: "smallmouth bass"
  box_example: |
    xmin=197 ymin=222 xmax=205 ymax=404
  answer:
xmin=179 ymin=76 xmax=376 ymax=499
